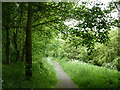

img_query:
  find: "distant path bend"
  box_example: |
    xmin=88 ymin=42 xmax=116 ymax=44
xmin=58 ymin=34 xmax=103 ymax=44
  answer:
xmin=53 ymin=61 xmax=77 ymax=88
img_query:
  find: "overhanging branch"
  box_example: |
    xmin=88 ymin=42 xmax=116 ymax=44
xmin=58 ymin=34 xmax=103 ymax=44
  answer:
xmin=32 ymin=19 xmax=60 ymax=28
xmin=112 ymin=0 xmax=120 ymax=12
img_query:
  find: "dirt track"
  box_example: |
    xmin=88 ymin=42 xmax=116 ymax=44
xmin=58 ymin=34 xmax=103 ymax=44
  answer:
xmin=53 ymin=61 xmax=77 ymax=88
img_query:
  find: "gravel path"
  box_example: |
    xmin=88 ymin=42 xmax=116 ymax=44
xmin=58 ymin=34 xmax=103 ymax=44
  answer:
xmin=53 ymin=61 xmax=77 ymax=88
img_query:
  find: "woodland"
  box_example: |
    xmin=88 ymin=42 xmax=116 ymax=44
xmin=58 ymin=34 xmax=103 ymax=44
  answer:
xmin=2 ymin=1 xmax=120 ymax=88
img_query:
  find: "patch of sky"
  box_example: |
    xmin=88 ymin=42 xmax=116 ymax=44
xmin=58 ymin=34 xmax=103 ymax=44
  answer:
xmin=64 ymin=0 xmax=118 ymax=29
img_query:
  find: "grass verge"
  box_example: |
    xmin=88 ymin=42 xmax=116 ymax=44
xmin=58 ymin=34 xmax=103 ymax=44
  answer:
xmin=60 ymin=61 xmax=120 ymax=88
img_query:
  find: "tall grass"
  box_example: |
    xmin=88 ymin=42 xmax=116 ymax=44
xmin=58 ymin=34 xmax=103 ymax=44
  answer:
xmin=2 ymin=58 xmax=57 ymax=88
xmin=60 ymin=61 xmax=120 ymax=88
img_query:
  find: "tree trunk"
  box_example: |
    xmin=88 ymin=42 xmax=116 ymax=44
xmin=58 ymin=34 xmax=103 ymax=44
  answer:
xmin=6 ymin=26 xmax=10 ymax=65
xmin=14 ymin=3 xmax=23 ymax=62
xmin=25 ymin=2 xmax=32 ymax=79
xmin=13 ymin=30 xmax=19 ymax=61
xmin=117 ymin=1 xmax=120 ymax=71
xmin=21 ymin=41 xmax=26 ymax=61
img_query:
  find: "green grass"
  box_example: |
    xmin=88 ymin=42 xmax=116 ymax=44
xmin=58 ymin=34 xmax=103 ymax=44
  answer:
xmin=2 ymin=58 xmax=57 ymax=88
xmin=60 ymin=61 xmax=120 ymax=88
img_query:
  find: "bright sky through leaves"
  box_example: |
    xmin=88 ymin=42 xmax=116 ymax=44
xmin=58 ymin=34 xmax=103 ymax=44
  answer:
xmin=64 ymin=0 xmax=118 ymax=28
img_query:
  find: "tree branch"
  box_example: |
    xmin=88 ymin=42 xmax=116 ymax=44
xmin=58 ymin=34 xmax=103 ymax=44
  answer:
xmin=46 ymin=23 xmax=66 ymax=34
xmin=32 ymin=19 xmax=60 ymax=28
xmin=112 ymin=0 xmax=120 ymax=12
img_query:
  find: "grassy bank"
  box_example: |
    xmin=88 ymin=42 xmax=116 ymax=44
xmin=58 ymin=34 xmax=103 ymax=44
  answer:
xmin=2 ymin=58 xmax=57 ymax=88
xmin=60 ymin=61 xmax=120 ymax=88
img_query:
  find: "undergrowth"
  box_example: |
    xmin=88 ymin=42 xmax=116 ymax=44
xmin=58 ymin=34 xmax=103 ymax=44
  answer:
xmin=60 ymin=60 xmax=120 ymax=88
xmin=2 ymin=57 xmax=57 ymax=88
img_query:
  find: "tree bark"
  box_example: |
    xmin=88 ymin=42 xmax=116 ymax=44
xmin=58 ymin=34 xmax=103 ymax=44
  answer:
xmin=21 ymin=41 xmax=26 ymax=61
xmin=25 ymin=2 xmax=32 ymax=78
xmin=13 ymin=30 xmax=20 ymax=61
xmin=6 ymin=26 xmax=10 ymax=65
xmin=14 ymin=4 xmax=23 ymax=61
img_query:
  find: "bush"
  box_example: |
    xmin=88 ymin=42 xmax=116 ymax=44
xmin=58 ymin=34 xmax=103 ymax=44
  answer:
xmin=92 ymin=29 xmax=119 ymax=70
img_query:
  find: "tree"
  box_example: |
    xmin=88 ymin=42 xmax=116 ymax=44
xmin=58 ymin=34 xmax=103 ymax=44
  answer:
xmin=25 ymin=2 xmax=32 ymax=78
xmin=2 ymin=3 xmax=15 ymax=64
xmin=116 ymin=1 xmax=120 ymax=71
xmin=62 ymin=1 xmax=118 ymax=60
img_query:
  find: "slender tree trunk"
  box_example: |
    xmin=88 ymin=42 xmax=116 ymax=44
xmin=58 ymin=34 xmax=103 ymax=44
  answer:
xmin=6 ymin=26 xmax=10 ymax=65
xmin=15 ymin=3 xmax=23 ymax=61
xmin=117 ymin=1 xmax=120 ymax=56
xmin=117 ymin=1 xmax=120 ymax=71
xmin=21 ymin=41 xmax=26 ymax=61
xmin=13 ymin=30 xmax=19 ymax=61
xmin=25 ymin=2 xmax=32 ymax=78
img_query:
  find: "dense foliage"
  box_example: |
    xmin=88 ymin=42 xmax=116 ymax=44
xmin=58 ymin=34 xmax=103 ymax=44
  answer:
xmin=50 ymin=29 xmax=120 ymax=71
xmin=2 ymin=1 xmax=120 ymax=88
xmin=3 ymin=58 xmax=57 ymax=88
